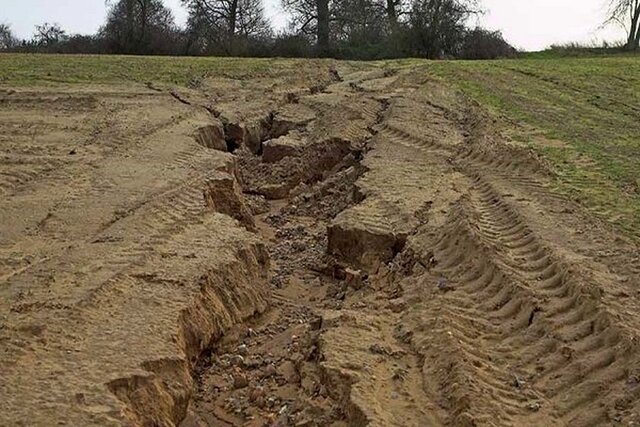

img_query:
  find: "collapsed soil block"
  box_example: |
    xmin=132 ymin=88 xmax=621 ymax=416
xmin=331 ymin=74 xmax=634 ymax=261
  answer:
xmin=223 ymin=113 xmax=273 ymax=155
xmin=262 ymin=135 xmax=306 ymax=163
xmin=328 ymin=212 xmax=407 ymax=272
xmin=194 ymin=122 xmax=227 ymax=152
xmin=270 ymin=104 xmax=316 ymax=138
xmin=204 ymin=172 xmax=256 ymax=231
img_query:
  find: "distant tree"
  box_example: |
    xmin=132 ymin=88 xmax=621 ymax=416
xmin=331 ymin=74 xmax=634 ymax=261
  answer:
xmin=604 ymin=0 xmax=640 ymax=50
xmin=332 ymin=0 xmax=387 ymax=43
xmin=328 ymin=0 xmax=391 ymax=58
xmin=102 ymin=0 xmax=180 ymax=54
xmin=383 ymin=0 xmax=404 ymax=30
xmin=366 ymin=0 xmax=407 ymax=34
xmin=406 ymin=0 xmax=480 ymax=58
xmin=283 ymin=0 xmax=408 ymax=56
xmin=0 ymin=23 xmax=19 ymax=50
xmin=459 ymin=27 xmax=516 ymax=59
xmin=271 ymin=32 xmax=313 ymax=56
xmin=182 ymin=0 xmax=271 ymax=54
xmin=33 ymin=23 xmax=68 ymax=47
xmin=60 ymin=34 xmax=108 ymax=54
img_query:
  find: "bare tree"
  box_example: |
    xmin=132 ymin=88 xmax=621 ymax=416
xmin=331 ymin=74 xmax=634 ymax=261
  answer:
xmin=102 ymin=0 xmax=178 ymax=54
xmin=331 ymin=0 xmax=386 ymax=44
xmin=605 ymin=0 xmax=640 ymax=49
xmin=0 ymin=23 xmax=19 ymax=50
xmin=33 ymin=23 xmax=68 ymax=47
xmin=407 ymin=0 xmax=481 ymax=58
xmin=372 ymin=0 xmax=408 ymax=32
xmin=283 ymin=0 xmax=479 ymax=56
xmin=182 ymin=0 xmax=271 ymax=54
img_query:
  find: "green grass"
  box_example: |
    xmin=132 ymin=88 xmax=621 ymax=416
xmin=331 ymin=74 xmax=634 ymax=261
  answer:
xmin=0 ymin=54 xmax=335 ymax=86
xmin=426 ymin=56 xmax=640 ymax=236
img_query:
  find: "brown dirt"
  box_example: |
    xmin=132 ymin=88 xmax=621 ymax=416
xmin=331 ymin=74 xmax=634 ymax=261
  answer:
xmin=2 ymin=63 xmax=640 ymax=427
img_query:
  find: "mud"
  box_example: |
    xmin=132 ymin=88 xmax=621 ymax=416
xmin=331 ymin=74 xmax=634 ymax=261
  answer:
xmin=2 ymin=63 xmax=640 ymax=427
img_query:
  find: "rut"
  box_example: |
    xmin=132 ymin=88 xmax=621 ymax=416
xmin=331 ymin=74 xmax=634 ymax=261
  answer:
xmin=387 ymin=82 xmax=640 ymax=425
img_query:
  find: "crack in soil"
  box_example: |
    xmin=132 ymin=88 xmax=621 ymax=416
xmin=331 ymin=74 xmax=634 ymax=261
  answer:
xmin=183 ymin=76 xmax=387 ymax=427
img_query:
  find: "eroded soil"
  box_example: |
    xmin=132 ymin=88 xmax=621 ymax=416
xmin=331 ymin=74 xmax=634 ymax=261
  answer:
xmin=2 ymin=62 xmax=640 ymax=427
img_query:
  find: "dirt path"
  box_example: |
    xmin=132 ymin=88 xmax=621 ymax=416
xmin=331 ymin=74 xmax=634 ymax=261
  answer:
xmin=2 ymin=63 xmax=640 ymax=426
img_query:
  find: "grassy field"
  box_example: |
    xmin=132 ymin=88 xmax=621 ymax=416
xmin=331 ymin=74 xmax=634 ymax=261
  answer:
xmin=426 ymin=55 xmax=640 ymax=236
xmin=1 ymin=53 xmax=638 ymax=236
xmin=0 ymin=54 xmax=336 ymax=86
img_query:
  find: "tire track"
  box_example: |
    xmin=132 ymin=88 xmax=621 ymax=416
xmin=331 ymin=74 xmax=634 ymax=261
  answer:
xmin=414 ymin=172 xmax=640 ymax=425
xmin=369 ymin=91 xmax=640 ymax=425
xmin=417 ymin=199 xmax=545 ymax=425
xmin=468 ymin=177 xmax=640 ymax=425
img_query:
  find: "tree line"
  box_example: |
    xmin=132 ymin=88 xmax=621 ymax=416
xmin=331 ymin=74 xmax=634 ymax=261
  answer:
xmin=3 ymin=0 xmax=515 ymax=59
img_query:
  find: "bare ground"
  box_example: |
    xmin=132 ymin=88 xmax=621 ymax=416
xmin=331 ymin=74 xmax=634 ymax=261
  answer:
xmin=1 ymin=62 xmax=640 ymax=427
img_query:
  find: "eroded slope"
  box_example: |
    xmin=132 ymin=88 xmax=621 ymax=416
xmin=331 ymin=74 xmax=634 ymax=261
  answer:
xmin=2 ymin=60 xmax=640 ymax=427
xmin=186 ymin=65 xmax=640 ymax=427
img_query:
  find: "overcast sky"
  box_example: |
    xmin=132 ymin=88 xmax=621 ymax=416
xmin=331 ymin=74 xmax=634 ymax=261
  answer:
xmin=1 ymin=0 xmax=627 ymax=51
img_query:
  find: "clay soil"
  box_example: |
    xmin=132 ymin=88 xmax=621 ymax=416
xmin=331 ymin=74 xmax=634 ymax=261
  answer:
xmin=2 ymin=62 xmax=640 ymax=427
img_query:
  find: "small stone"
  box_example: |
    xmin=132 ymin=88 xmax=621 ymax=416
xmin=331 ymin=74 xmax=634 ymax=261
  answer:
xmin=527 ymin=402 xmax=541 ymax=412
xmin=267 ymin=396 xmax=277 ymax=408
xmin=369 ymin=343 xmax=389 ymax=355
xmin=387 ymin=298 xmax=406 ymax=313
xmin=344 ymin=268 xmax=363 ymax=290
xmin=249 ymin=386 xmax=265 ymax=402
xmin=512 ymin=376 xmax=524 ymax=389
xmin=231 ymin=355 xmax=245 ymax=367
xmin=278 ymin=360 xmax=300 ymax=384
xmin=263 ymin=364 xmax=277 ymax=378
xmin=245 ymin=357 xmax=262 ymax=370
xmin=238 ymin=344 xmax=249 ymax=356
xmin=233 ymin=373 xmax=249 ymax=389
xmin=207 ymin=374 xmax=227 ymax=391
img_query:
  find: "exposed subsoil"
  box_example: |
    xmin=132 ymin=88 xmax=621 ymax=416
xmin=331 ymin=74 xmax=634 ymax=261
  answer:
xmin=184 ymin=69 xmax=640 ymax=427
xmin=2 ymin=63 xmax=640 ymax=427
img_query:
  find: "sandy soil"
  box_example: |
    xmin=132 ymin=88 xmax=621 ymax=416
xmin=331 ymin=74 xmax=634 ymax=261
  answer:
xmin=2 ymin=63 xmax=640 ymax=426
